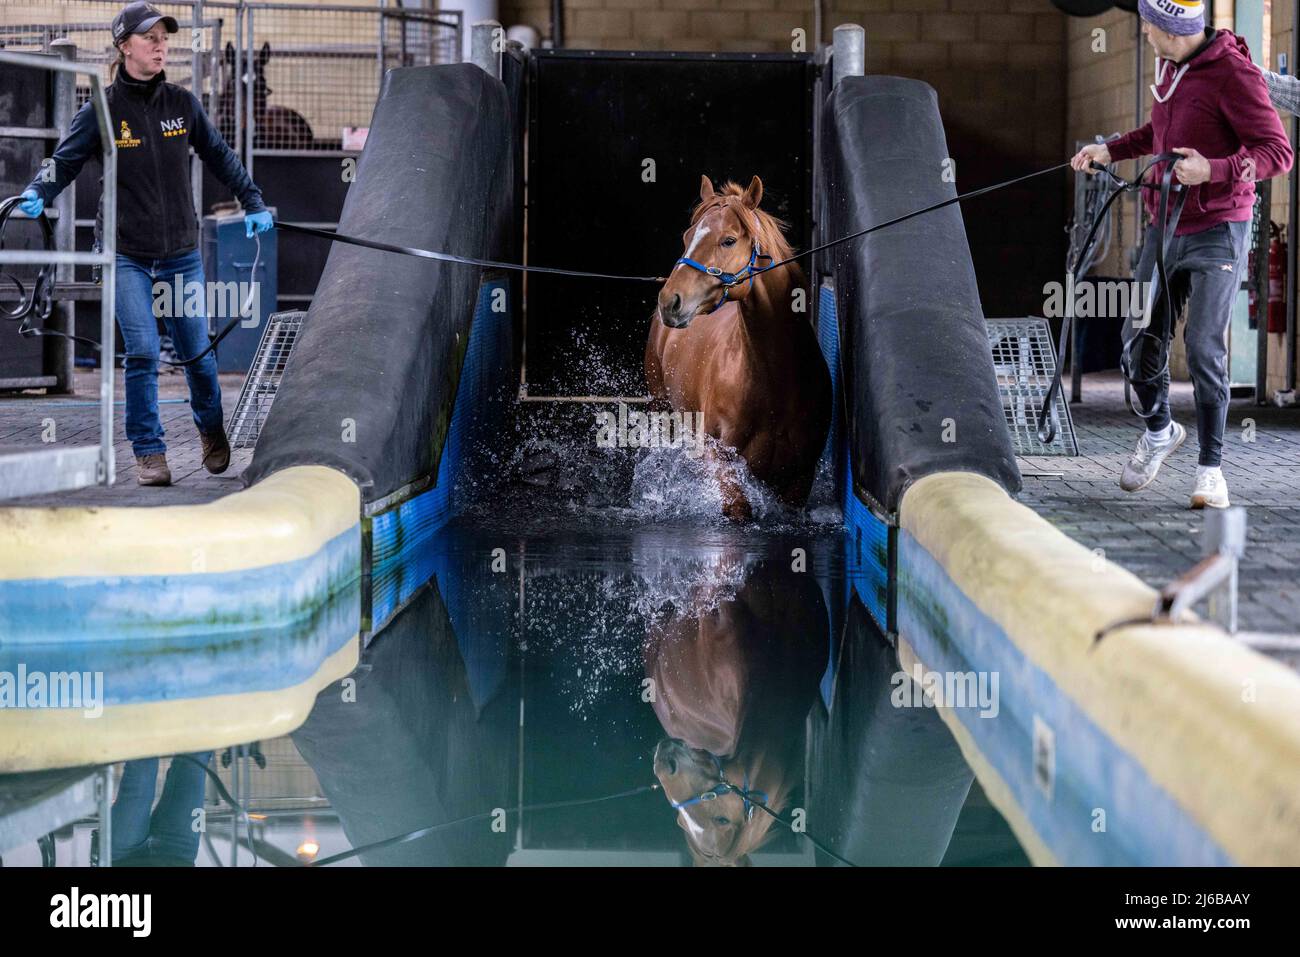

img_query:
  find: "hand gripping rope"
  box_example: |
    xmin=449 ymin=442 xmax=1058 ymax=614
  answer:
xmin=1035 ymin=153 xmax=1188 ymax=443
xmin=0 ymin=193 xmax=262 ymax=368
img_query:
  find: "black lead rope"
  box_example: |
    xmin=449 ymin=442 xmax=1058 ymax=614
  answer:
xmin=1035 ymin=153 xmax=1187 ymax=444
xmin=303 ymin=780 xmax=858 ymax=867
xmin=308 ymin=785 xmax=662 ymax=867
xmin=0 ymin=194 xmax=259 ymax=368
xmin=4 ymin=155 xmax=1177 ymax=392
xmin=275 ymin=221 xmax=671 ymax=283
xmin=0 ymin=194 xmax=98 ymax=349
xmin=278 ymin=162 xmax=1077 ymax=286
xmin=180 ymin=757 xmax=859 ymax=867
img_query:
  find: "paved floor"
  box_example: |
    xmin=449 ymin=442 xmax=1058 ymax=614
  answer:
xmin=1017 ymin=371 xmax=1299 ymax=641
xmin=0 ymin=370 xmax=251 ymax=507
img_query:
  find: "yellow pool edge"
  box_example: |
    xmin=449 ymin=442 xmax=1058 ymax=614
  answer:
xmin=899 ymin=471 xmax=1300 ymax=866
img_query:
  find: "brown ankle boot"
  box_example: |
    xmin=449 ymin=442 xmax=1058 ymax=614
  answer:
xmin=200 ymin=426 xmax=231 ymax=475
xmin=136 ymin=453 xmax=172 ymax=486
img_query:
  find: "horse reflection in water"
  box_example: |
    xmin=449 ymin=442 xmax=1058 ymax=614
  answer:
xmin=646 ymin=552 xmax=827 ymax=865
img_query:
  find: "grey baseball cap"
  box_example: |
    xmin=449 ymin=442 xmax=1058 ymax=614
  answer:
xmin=111 ymin=2 xmax=179 ymax=44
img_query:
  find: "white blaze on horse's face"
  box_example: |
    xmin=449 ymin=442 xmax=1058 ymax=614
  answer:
xmin=652 ymin=738 xmax=748 ymax=865
xmin=684 ymin=223 xmax=711 ymax=259
xmin=658 ymin=175 xmax=766 ymax=330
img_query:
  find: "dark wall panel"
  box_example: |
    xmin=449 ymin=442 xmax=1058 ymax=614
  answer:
xmin=526 ymin=51 xmax=813 ymax=396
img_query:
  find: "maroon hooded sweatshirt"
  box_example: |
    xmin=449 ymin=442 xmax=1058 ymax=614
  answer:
xmin=1108 ymin=28 xmax=1292 ymax=236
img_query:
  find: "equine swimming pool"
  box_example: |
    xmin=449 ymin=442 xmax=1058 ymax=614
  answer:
xmin=4 ymin=44 xmax=1299 ymax=870
xmin=288 ymin=512 xmax=1028 ymax=866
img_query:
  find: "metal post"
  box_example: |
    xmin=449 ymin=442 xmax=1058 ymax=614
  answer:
xmin=234 ymin=5 xmax=243 ymax=165
xmin=1067 ymin=269 xmax=1080 ymax=402
xmin=49 ymin=39 xmax=77 ymax=395
xmin=230 ymin=749 xmax=240 ymax=866
xmin=96 ymin=764 xmax=113 ymax=863
xmin=96 ymin=766 xmax=113 ymax=866
xmin=1289 ymin=0 xmax=1299 ymax=391
xmin=96 ymin=71 xmax=117 ymax=488
xmin=1134 ymin=13 xmax=1145 ymax=268
xmin=1202 ymin=507 xmax=1246 ymax=634
xmin=471 ymin=20 xmax=502 ymax=81
xmin=378 ymin=0 xmax=387 ymax=94
xmin=192 ymin=0 xmax=205 ymax=226
xmin=244 ymin=7 xmax=255 ymax=182
xmin=1257 ymin=179 xmax=1271 ymax=404
xmin=832 ymin=24 xmax=865 ymax=88
xmin=551 ymin=0 xmax=565 ymax=49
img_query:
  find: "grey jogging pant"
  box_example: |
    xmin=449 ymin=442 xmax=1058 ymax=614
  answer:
xmin=1122 ymin=218 xmax=1250 ymax=467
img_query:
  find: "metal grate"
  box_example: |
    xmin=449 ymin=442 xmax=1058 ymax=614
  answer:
xmin=987 ymin=318 xmax=1079 ymax=457
xmin=228 ymin=309 xmax=303 ymax=450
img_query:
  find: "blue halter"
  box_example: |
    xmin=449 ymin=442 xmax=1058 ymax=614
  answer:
xmin=674 ymin=240 xmax=772 ymax=314
xmin=668 ymin=752 xmax=768 ymax=821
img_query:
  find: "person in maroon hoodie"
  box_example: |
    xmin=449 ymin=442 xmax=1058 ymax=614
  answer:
xmin=1071 ymin=0 xmax=1292 ymax=510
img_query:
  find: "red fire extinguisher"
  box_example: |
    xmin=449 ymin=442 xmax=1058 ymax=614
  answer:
xmin=1250 ymin=222 xmax=1288 ymax=333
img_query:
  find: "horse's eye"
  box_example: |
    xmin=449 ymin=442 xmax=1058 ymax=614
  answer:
xmin=713 ymin=816 xmax=731 ymax=826
xmin=721 ymin=237 xmax=737 ymax=248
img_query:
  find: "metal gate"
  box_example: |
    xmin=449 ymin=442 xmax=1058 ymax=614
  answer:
xmin=2 ymin=1 xmax=461 ymax=314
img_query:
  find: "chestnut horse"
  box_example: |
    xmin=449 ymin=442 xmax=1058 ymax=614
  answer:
xmin=647 ymin=556 xmax=829 ymax=866
xmin=645 ymin=175 xmax=831 ymax=521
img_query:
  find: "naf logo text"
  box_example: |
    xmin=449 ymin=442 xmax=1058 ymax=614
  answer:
xmin=160 ymin=116 xmax=187 ymax=138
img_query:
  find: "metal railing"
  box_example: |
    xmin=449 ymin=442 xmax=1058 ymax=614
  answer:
xmin=0 ymin=49 xmax=116 ymax=500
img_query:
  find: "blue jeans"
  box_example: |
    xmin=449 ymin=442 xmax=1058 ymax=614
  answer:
xmin=111 ymin=751 xmax=213 ymax=863
xmin=115 ymin=249 xmax=223 ymax=457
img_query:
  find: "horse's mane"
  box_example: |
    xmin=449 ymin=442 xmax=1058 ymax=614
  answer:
xmin=690 ymin=181 xmax=801 ymax=283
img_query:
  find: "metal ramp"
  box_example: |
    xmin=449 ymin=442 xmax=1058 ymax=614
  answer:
xmin=228 ymin=310 xmax=305 ymax=451
xmin=986 ymin=318 xmax=1079 ymax=457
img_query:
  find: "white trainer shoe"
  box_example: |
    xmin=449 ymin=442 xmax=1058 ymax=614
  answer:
xmin=1119 ymin=422 xmax=1186 ymax=492
xmin=1190 ymin=468 xmax=1230 ymax=509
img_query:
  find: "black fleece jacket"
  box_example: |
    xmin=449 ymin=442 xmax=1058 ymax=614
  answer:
xmin=26 ymin=68 xmax=266 ymax=259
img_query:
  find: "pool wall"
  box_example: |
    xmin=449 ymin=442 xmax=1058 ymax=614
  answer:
xmin=0 ymin=466 xmax=361 ymax=771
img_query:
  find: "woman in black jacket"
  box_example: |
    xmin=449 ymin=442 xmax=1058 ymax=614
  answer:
xmin=19 ymin=1 xmax=272 ymax=487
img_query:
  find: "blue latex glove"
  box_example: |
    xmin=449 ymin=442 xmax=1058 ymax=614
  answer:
xmin=18 ymin=188 xmax=44 ymax=218
xmin=245 ymin=210 xmax=273 ymax=238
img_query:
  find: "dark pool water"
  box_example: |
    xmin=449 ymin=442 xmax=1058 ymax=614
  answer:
xmin=291 ymin=506 xmax=1029 ymax=866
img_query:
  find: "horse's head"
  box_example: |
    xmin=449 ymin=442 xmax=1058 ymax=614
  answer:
xmin=653 ymin=738 xmax=768 ymax=866
xmin=222 ymin=41 xmax=273 ymax=117
xmin=645 ymin=554 xmax=829 ymax=865
xmin=658 ymin=175 xmax=770 ymax=329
